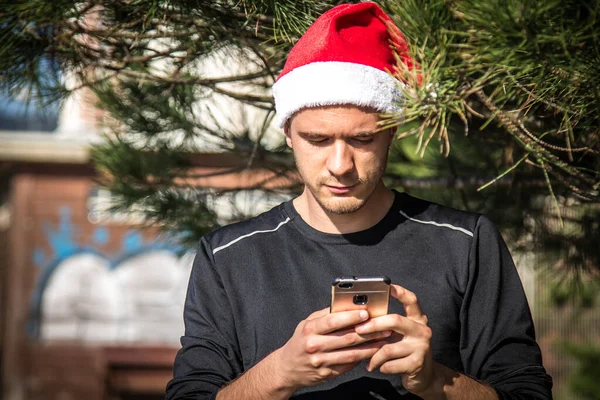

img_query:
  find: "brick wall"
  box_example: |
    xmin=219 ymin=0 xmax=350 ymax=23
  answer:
xmin=1 ymin=164 xmax=183 ymax=399
xmin=0 ymin=208 xmax=8 ymax=396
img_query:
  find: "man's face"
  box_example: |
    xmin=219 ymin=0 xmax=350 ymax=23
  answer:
xmin=285 ymin=105 xmax=393 ymax=215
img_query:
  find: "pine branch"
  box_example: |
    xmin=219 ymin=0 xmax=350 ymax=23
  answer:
xmin=108 ymin=69 xmax=272 ymax=86
xmin=475 ymin=89 xmax=596 ymax=188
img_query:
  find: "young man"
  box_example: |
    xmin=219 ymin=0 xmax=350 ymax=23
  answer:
xmin=166 ymin=3 xmax=552 ymax=399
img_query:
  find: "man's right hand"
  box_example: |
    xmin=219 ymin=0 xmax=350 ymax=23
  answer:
xmin=271 ymin=307 xmax=392 ymax=392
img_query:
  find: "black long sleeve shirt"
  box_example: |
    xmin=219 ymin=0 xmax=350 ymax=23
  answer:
xmin=166 ymin=191 xmax=553 ymax=399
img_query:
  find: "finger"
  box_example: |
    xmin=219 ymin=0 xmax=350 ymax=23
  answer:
xmin=390 ymin=285 xmax=425 ymax=321
xmin=310 ymin=340 xmax=387 ymax=368
xmin=306 ymin=307 xmax=330 ymax=321
xmin=367 ymin=342 xmax=412 ymax=371
xmin=354 ymin=313 xmax=415 ymax=336
xmin=305 ymin=310 xmax=369 ymax=335
xmin=377 ymin=355 xmax=425 ymax=375
xmin=312 ymin=361 xmax=361 ymax=383
xmin=305 ymin=328 xmax=392 ymax=353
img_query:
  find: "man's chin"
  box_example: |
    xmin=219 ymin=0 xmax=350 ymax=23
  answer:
xmin=319 ymin=198 xmax=365 ymax=215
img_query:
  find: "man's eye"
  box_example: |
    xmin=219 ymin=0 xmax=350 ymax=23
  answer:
xmin=354 ymin=138 xmax=374 ymax=144
xmin=307 ymin=138 xmax=327 ymax=144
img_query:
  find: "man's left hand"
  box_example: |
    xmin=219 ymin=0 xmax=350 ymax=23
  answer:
xmin=354 ymin=284 xmax=436 ymax=395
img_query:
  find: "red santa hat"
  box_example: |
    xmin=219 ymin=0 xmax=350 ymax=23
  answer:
xmin=273 ymin=2 xmax=417 ymax=128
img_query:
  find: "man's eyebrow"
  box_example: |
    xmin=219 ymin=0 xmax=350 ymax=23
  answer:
xmin=297 ymin=131 xmax=321 ymax=135
xmin=352 ymin=131 xmax=377 ymax=137
xmin=296 ymin=131 xmax=379 ymax=137
xmin=297 ymin=131 xmax=327 ymax=138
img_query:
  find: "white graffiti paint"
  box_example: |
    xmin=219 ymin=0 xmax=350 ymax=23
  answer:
xmin=40 ymin=250 xmax=194 ymax=344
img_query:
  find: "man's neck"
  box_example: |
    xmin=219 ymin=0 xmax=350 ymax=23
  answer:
xmin=292 ymin=183 xmax=395 ymax=234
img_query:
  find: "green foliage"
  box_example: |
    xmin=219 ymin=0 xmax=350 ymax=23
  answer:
xmin=536 ymin=202 xmax=600 ymax=308
xmin=90 ymin=136 xmax=220 ymax=247
xmin=239 ymin=0 xmax=334 ymax=41
xmin=382 ymin=0 xmax=600 ymax=200
xmin=560 ymin=342 xmax=600 ymax=399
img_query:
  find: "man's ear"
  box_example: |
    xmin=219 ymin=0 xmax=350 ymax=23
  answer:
xmin=388 ymin=127 xmax=396 ymax=147
xmin=284 ymin=121 xmax=293 ymax=148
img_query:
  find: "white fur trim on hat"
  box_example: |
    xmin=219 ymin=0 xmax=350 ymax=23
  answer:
xmin=273 ymin=61 xmax=403 ymax=128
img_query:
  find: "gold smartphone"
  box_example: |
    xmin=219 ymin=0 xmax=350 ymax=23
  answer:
xmin=330 ymin=276 xmax=391 ymax=318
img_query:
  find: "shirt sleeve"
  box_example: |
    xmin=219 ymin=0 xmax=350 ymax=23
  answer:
xmin=165 ymin=238 xmax=243 ymax=400
xmin=460 ymin=215 xmax=553 ymax=399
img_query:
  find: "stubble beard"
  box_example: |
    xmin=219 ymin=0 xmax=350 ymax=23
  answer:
xmin=303 ymin=173 xmax=388 ymax=215
xmin=311 ymin=181 xmax=367 ymax=215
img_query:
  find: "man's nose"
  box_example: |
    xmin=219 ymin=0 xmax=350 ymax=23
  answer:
xmin=326 ymin=141 xmax=355 ymax=177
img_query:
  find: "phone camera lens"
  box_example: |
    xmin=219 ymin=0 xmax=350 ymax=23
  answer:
xmin=338 ymin=282 xmax=354 ymax=289
xmin=353 ymin=295 xmax=368 ymax=305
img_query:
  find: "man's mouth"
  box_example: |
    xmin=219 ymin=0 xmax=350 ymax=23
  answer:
xmin=325 ymin=184 xmax=356 ymax=194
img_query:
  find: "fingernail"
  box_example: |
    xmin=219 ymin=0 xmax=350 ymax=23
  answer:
xmin=383 ymin=330 xmax=392 ymax=337
xmin=359 ymin=310 xmax=369 ymax=320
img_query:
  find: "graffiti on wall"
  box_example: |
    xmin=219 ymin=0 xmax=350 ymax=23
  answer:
xmin=29 ymin=206 xmax=195 ymax=345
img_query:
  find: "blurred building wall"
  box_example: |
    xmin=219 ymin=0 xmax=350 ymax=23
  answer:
xmin=0 ymin=161 xmax=184 ymax=400
xmin=0 ymin=193 xmax=9 ymax=398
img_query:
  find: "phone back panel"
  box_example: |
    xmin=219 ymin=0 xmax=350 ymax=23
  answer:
xmin=331 ymin=277 xmax=390 ymax=318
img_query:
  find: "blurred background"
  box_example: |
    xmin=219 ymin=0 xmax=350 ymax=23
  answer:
xmin=1 ymin=1 xmax=599 ymax=399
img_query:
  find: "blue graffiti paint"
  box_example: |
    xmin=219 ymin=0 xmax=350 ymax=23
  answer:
xmin=33 ymin=249 xmax=45 ymax=266
xmin=43 ymin=206 xmax=79 ymax=260
xmin=93 ymin=227 xmax=109 ymax=245
xmin=122 ymin=230 xmax=144 ymax=253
